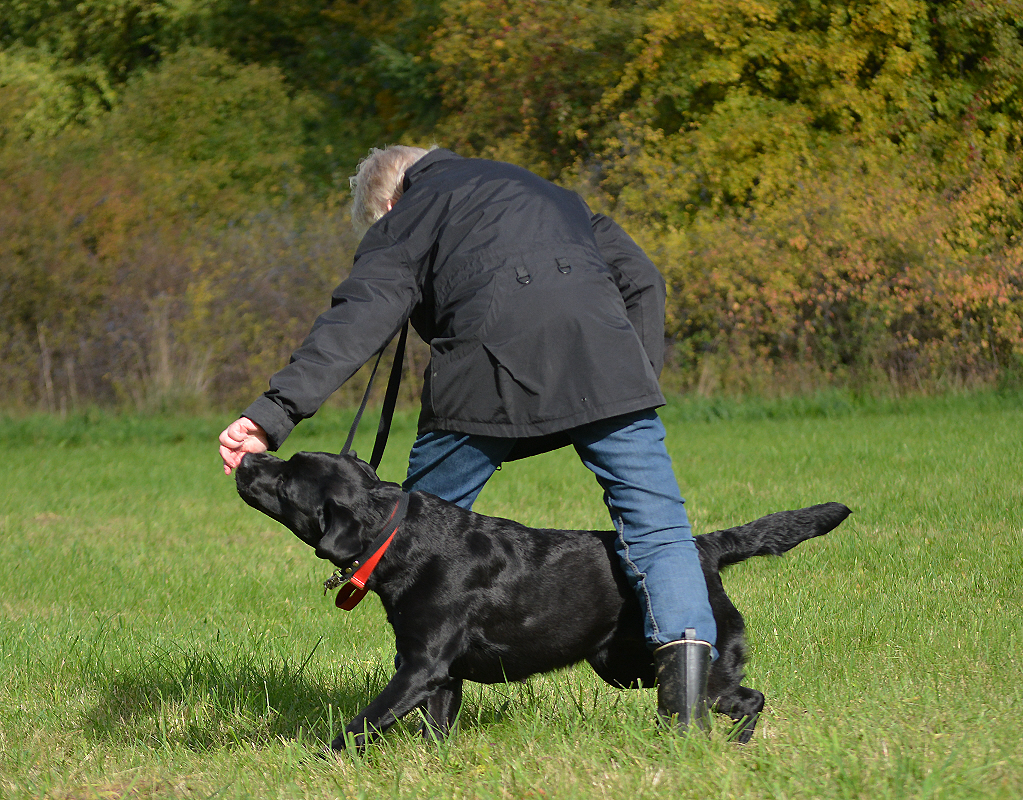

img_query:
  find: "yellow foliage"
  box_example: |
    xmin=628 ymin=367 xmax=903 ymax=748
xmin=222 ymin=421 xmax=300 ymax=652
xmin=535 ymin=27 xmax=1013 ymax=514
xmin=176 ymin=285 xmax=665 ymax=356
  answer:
xmin=2 ymin=0 xmax=1022 ymax=402
xmin=431 ymin=0 xmax=641 ymax=174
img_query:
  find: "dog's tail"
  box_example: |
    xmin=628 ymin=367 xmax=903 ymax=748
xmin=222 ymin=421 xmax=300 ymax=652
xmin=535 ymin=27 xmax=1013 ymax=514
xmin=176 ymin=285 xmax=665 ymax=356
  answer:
xmin=696 ymin=502 xmax=851 ymax=572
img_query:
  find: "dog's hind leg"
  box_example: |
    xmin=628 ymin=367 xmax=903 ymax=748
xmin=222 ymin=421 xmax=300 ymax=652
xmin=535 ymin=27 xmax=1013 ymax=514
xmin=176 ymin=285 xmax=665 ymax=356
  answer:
xmin=420 ymin=679 xmax=463 ymax=741
xmin=712 ymin=685 xmax=764 ymax=744
xmin=703 ymin=563 xmax=766 ymax=743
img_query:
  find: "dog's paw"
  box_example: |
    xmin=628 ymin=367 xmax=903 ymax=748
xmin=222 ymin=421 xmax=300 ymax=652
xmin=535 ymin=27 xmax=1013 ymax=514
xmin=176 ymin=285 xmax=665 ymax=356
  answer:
xmin=317 ymin=745 xmax=348 ymax=763
xmin=713 ymin=685 xmax=764 ymax=744
xmin=724 ymin=712 xmax=759 ymax=744
xmin=329 ymin=732 xmax=354 ymax=753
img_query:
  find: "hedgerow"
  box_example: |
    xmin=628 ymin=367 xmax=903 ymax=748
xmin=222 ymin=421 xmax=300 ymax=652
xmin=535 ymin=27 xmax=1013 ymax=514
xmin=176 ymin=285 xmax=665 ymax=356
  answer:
xmin=1 ymin=1 xmax=1020 ymax=409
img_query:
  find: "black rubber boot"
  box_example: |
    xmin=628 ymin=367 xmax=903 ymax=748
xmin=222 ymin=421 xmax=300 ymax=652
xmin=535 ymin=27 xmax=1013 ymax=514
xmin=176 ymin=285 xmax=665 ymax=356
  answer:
xmin=654 ymin=628 xmax=712 ymax=733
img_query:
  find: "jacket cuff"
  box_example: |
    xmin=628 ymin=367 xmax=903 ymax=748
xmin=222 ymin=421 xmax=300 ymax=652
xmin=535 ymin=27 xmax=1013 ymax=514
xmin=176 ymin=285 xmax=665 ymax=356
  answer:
xmin=240 ymin=396 xmax=296 ymax=451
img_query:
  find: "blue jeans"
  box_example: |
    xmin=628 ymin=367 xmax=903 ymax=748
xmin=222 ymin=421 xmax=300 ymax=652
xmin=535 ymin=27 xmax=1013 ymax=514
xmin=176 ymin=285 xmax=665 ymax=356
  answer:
xmin=403 ymin=409 xmax=717 ymax=651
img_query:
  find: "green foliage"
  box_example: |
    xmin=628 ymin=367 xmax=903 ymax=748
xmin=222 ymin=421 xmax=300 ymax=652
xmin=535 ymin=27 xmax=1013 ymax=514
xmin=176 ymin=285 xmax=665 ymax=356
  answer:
xmin=594 ymin=0 xmax=1023 ymax=216
xmin=0 ymin=45 xmax=114 ymax=142
xmin=0 ymin=0 xmax=168 ymax=74
xmin=1 ymin=0 xmax=1022 ymax=407
xmin=102 ymin=46 xmax=317 ymax=208
xmin=585 ymin=0 xmax=1023 ymax=391
xmin=0 ymin=0 xmax=173 ymax=140
xmin=430 ymin=0 xmax=640 ymax=175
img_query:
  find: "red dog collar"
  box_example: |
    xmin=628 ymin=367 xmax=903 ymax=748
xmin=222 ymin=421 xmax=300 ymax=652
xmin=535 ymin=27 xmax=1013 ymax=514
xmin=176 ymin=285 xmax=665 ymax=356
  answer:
xmin=327 ymin=492 xmax=409 ymax=610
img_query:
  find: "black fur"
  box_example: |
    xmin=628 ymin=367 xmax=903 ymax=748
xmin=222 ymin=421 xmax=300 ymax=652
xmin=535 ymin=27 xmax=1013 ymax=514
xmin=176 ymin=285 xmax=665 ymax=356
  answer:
xmin=235 ymin=450 xmax=850 ymax=750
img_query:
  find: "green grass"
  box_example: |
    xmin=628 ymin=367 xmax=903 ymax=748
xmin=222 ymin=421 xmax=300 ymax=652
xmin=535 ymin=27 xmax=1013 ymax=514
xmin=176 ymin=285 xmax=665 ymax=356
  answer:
xmin=2 ymin=392 xmax=1021 ymax=798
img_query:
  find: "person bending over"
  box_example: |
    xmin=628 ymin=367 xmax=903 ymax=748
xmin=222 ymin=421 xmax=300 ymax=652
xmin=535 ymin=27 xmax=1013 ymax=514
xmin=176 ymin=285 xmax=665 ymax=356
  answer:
xmin=219 ymin=145 xmax=716 ymax=730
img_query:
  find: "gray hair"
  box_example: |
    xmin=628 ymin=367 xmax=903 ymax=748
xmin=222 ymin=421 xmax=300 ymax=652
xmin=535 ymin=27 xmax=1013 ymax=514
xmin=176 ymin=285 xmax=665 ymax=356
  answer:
xmin=349 ymin=145 xmax=432 ymax=233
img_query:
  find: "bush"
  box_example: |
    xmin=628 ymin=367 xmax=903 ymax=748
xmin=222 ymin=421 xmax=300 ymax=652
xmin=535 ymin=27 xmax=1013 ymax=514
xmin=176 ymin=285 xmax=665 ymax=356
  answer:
xmin=650 ymin=153 xmax=1023 ymax=394
xmin=0 ymin=47 xmax=341 ymax=413
xmin=0 ymin=169 xmax=362 ymax=413
xmin=2 ymin=1 xmax=1021 ymax=408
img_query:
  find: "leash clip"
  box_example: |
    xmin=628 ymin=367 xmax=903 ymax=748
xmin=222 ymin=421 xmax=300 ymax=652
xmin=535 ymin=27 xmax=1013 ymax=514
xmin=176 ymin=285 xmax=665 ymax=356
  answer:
xmin=323 ymin=569 xmax=346 ymax=595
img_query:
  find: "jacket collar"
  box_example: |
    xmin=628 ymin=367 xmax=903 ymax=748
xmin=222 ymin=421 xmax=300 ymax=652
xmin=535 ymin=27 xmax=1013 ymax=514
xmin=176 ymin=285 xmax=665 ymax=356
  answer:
xmin=403 ymin=148 xmax=461 ymax=190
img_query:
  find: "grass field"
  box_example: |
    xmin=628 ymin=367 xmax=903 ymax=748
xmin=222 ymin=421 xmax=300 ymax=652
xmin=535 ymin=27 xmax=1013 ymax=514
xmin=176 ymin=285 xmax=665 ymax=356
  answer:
xmin=2 ymin=392 xmax=1021 ymax=799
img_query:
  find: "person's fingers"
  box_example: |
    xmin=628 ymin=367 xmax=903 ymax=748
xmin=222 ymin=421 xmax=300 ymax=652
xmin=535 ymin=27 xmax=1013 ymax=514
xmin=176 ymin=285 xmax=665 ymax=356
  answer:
xmin=220 ymin=436 xmax=248 ymax=474
xmin=246 ymin=421 xmax=269 ymax=449
xmin=228 ymin=419 xmax=250 ymax=442
xmin=220 ymin=418 xmax=255 ymax=449
xmin=219 ymin=424 xmax=242 ymax=449
xmin=220 ymin=444 xmax=236 ymax=474
xmin=219 ymin=417 xmax=268 ymax=475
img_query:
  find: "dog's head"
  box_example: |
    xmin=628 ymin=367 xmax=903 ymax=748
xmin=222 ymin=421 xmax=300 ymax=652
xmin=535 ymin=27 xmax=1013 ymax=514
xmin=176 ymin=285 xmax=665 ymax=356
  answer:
xmin=235 ymin=451 xmax=397 ymax=566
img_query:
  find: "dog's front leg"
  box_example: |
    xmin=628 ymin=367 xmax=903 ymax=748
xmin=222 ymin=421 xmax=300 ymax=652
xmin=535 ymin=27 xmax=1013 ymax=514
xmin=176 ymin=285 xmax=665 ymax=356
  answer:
xmin=332 ymin=662 xmax=451 ymax=752
xmin=420 ymin=679 xmax=463 ymax=741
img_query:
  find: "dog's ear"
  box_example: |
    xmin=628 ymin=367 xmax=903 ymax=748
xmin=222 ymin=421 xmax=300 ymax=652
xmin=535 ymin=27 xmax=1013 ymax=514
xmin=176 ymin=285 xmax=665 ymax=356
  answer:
xmin=314 ymin=499 xmax=366 ymax=565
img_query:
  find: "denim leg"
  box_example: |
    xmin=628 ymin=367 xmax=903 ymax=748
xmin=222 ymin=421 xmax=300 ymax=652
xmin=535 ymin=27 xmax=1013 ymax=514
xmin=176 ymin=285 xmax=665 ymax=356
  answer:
xmin=403 ymin=430 xmax=516 ymax=509
xmin=569 ymin=409 xmax=717 ymax=651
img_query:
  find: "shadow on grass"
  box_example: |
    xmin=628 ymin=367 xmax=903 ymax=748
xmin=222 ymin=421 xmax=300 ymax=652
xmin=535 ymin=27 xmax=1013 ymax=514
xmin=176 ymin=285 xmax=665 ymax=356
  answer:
xmin=78 ymin=633 xmax=666 ymax=754
xmin=80 ymin=641 xmax=390 ymax=752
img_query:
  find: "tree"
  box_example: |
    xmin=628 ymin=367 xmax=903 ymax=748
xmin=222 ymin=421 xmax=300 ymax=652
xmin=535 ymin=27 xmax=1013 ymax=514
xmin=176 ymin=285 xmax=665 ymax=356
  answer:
xmin=430 ymin=0 xmax=642 ymax=176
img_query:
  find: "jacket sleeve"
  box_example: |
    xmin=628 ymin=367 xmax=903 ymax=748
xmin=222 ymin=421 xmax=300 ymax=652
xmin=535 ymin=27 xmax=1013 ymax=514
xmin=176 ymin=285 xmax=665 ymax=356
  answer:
xmin=241 ymin=230 xmax=420 ymax=450
xmin=590 ymin=213 xmax=667 ymax=376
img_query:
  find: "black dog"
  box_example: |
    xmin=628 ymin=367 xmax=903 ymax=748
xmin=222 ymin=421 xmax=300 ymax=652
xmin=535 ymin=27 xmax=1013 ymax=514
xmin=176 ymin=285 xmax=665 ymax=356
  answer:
xmin=235 ymin=450 xmax=850 ymax=750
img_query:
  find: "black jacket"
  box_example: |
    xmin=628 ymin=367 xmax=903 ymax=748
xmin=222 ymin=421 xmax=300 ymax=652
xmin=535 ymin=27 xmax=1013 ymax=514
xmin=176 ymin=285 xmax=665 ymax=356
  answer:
xmin=243 ymin=150 xmax=667 ymax=455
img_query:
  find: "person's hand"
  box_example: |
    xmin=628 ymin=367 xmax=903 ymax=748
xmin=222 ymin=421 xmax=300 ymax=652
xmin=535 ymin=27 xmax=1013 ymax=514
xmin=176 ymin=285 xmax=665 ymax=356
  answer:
xmin=219 ymin=417 xmax=269 ymax=475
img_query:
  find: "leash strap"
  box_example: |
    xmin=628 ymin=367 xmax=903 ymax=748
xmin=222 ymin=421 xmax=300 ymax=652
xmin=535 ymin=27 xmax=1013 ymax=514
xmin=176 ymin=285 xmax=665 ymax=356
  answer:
xmin=370 ymin=321 xmax=408 ymax=470
xmin=340 ymin=321 xmax=408 ymax=470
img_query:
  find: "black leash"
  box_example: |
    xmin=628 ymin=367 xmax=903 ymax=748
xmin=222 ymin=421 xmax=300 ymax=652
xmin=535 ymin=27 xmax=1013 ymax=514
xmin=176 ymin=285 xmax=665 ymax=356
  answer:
xmin=340 ymin=321 xmax=408 ymax=470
